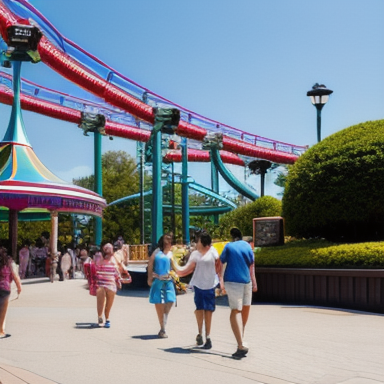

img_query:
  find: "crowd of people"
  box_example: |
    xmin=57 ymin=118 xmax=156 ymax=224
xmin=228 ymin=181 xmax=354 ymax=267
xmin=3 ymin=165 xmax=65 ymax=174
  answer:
xmin=0 ymin=228 xmax=257 ymax=359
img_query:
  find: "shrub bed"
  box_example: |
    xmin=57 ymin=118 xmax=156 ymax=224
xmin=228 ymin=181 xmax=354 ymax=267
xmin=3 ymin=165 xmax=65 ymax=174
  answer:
xmin=254 ymin=239 xmax=384 ymax=269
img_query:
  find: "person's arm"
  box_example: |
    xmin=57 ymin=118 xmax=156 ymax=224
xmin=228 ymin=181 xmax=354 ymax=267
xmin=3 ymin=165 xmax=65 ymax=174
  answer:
xmin=249 ymin=263 xmax=257 ymax=292
xmin=173 ymin=258 xmax=196 ymax=277
xmin=10 ymin=260 xmax=22 ymax=294
xmin=218 ymin=260 xmax=225 ymax=292
xmin=147 ymin=252 xmax=155 ymax=287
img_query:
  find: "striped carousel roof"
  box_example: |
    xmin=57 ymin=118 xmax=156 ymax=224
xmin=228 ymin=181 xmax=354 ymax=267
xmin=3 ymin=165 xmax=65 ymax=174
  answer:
xmin=0 ymin=62 xmax=106 ymax=217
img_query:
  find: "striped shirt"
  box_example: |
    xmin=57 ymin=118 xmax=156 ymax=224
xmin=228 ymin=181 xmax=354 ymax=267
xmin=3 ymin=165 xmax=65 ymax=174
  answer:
xmin=95 ymin=262 xmax=120 ymax=293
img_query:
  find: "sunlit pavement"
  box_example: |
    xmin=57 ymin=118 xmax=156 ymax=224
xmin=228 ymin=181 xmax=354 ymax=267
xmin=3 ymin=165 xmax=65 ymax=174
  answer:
xmin=0 ymin=278 xmax=383 ymax=384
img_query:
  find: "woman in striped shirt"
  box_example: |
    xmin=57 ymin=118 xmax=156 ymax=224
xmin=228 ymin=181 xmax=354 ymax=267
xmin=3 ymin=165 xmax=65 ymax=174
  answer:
xmin=95 ymin=243 xmax=121 ymax=328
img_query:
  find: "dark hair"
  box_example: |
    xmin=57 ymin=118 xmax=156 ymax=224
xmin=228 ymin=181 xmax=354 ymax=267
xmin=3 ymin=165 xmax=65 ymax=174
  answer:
xmin=0 ymin=248 xmax=9 ymax=269
xmin=230 ymin=227 xmax=243 ymax=241
xmin=157 ymin=233 xmax=172 ymax=252
xmin=199 ymin=232 xmax=212 ymax=247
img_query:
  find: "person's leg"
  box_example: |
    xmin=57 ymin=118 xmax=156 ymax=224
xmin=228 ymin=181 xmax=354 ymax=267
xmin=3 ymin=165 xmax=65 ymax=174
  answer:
xmin=230 ymin=309 xmax=244 ymax=348
xmin=96 ymin=287 xmax=106 ymax=320
xmin=195 ymin=309 xmax=204 ymax=335
xmin=241 ymin=305 xmax=251 ymax=337
xmin=241 ymin=282 xmax=253 ymax=338
xmin=0 ymin=295 xmax=10 ymax=335
xmin=163 ymin=302 xmax=173 ymax=332
xmin=104 ymin=289 xmax=116 ymax=320
xmin=155 ymin=303 xmax=165 ymax=331
xmin=204 ymin=310 xmax=213 ymax=337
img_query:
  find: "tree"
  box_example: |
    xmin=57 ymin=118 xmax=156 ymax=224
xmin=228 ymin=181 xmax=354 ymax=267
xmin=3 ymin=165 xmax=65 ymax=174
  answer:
xmin=283 ymin=120 xmax=384 ymax=242
xmin=74 ymin=150 xmax=141 ymax=244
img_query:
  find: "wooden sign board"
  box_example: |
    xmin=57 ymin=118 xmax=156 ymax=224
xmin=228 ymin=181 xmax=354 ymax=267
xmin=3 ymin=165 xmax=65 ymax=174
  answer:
xmin=253 ymin=216 xmax=284 ymax=247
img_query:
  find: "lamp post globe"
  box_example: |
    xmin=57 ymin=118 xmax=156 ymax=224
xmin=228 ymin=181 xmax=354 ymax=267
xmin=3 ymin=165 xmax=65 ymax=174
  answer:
xmin=307 ymin=83 xmax=333 ymax=143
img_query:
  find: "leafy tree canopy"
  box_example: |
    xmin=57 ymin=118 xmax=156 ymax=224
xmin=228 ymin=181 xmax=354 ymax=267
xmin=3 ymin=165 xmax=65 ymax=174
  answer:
xmin=74 ymin=150 xmax=141 ymax=244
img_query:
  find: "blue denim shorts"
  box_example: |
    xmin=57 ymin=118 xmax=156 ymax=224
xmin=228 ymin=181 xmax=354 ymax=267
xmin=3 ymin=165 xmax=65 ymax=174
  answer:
xmin=194 ymin=286 xmax=215 ymax=311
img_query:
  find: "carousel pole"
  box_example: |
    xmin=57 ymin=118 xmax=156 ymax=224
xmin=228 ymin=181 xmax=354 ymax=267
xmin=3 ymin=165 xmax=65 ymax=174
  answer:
xmin=9 ymin=210 xmax=18 ymax=260
xmin=50 ymin=210 xmax=59 ymax=282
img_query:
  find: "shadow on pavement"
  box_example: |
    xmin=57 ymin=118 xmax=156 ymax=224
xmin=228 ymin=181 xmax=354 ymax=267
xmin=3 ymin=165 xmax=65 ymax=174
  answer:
xmin=75 ymin=323 xmax=100 ymax=329
xmin=162 ymin=346 xmax=234 ymax=359
xmin=131 ymin=335 xmax=162 ymax=340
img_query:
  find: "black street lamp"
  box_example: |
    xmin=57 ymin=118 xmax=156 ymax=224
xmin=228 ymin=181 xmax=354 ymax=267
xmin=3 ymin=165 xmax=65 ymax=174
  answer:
xmin=307 ymin=83 xmax=333 ymax=143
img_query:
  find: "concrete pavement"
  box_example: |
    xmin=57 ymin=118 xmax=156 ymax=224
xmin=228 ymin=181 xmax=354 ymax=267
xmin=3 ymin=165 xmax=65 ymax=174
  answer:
xmin=0 ymin=277 xmax=383 ymax=384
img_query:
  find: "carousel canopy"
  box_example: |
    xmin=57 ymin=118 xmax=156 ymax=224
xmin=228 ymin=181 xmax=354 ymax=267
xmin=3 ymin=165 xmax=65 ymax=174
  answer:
xmin=0 ymin=61 xmax=106 ymax=217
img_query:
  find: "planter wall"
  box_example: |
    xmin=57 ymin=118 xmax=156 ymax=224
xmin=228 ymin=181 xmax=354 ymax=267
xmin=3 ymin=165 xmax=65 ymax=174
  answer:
xmin=254 ymin=268 xmax=384 ymax=314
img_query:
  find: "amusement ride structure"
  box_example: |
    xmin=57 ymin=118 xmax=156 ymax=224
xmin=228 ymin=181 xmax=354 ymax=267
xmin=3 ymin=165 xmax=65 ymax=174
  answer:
xmin=0 ymin=0 xmax=307 ymax=252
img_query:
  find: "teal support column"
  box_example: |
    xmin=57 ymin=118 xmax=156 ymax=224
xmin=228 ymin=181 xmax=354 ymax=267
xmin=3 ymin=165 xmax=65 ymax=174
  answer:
xmin=181 ymin=138 xmax=190 ymax=245
xmin=151 ymin=128 xmax=163 ymax=247
xmin=94 ymin=130 xmax=102 ymax=246
xmin=211 ymin=161 xmax=219 ymax=225
xmin=171 ymin=161 xmax=176 ymax=238
xmin=150 ymin=108 xmax=180 ymax=247
xmin=137 ymin=141 xmax=145 ymax=244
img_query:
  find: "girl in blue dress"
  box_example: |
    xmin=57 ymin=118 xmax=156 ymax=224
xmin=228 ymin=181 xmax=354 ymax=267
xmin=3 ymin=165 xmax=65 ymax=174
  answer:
xmin=147 ymin=234 xmax=176 ymax=338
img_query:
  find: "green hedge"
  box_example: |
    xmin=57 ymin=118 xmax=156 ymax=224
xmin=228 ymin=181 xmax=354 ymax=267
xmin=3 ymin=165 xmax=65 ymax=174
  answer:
xmin=254 ymin=240 xmax=384 ymax=269
xmin=282 ymin=120 xmax=384 ymax=242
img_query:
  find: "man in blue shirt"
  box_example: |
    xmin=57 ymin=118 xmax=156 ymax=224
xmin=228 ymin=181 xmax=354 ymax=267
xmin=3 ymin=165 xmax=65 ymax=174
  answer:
xmin=219 ymin=228 xmax=257 ymax=359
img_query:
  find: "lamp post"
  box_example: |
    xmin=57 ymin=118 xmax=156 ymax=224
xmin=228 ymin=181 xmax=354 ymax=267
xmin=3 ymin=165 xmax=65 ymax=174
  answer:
xmin=307 ymin=83 xmax=333 ymax=143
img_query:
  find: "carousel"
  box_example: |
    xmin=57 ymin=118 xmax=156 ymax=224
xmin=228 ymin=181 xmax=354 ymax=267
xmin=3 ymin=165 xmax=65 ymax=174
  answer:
xmin=0 ymin=46 xmax=106 ymax=260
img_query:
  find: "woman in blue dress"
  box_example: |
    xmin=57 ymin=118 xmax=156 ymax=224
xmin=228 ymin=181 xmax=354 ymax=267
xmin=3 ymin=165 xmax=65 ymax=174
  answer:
xmin=147 ymin=233 xmax=176 ymax=338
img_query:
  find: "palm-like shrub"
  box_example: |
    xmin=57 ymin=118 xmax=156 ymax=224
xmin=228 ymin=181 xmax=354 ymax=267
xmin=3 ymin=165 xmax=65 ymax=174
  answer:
xmin=283 ymin=120 xmax=384 ymax=242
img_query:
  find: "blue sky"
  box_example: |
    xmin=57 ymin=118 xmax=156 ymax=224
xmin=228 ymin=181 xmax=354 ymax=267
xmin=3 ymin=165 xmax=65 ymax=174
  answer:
xmin=0 ymin=0 xmax=383 ymax=197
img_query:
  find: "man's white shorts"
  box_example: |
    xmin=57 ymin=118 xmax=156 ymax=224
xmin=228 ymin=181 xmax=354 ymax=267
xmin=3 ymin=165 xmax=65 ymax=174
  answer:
xmin=224 ymin=282 xmax=252 ymax=310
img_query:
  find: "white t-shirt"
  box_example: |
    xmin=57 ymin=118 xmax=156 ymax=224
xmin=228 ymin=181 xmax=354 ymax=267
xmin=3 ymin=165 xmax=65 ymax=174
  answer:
xmin=188 ymin=246 xmax=219 ymax=290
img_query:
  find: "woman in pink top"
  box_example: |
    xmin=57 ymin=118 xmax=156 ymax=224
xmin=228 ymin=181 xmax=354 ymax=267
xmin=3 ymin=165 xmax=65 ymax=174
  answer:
xmin=95 ymin=243 xmax=121 ymax=328
xmin=0 ymin=247 xmax=22 ymax=338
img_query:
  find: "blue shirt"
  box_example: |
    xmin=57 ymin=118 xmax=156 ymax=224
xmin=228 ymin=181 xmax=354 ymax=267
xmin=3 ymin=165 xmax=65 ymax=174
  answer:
xmin=220 ymin=240 xmax=254 ymax=284
xmin=153 ymin=251 xmax=171 ymax=276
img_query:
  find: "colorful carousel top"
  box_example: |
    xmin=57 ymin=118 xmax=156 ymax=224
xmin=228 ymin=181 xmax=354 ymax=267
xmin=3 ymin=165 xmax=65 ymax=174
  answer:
xmin=0 ymin=61 xmax=106 ymax=217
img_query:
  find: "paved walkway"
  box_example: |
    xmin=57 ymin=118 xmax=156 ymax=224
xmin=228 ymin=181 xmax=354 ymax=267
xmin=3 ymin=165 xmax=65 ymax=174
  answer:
xmin=0 ymin=277 xmax=383 ymax=384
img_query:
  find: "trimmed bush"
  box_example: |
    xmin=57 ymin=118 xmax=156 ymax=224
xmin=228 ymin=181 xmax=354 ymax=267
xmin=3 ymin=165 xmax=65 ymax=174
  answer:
xmin=283 ymin=120 xmax=384 ymax=242
xmin=254 ymin=240 xmax=384 ymax=269
xmin=219 ymin=196 xmax=282 ymax=238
